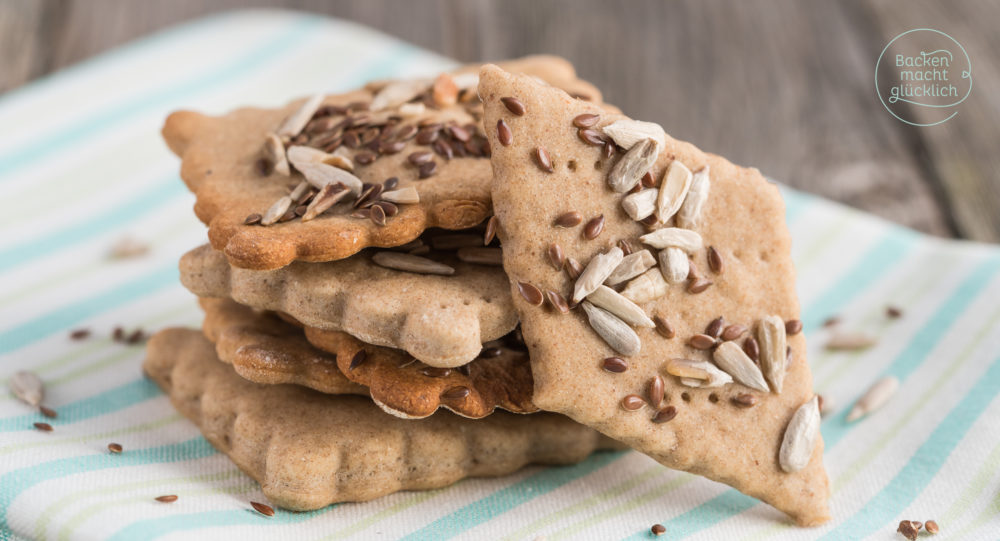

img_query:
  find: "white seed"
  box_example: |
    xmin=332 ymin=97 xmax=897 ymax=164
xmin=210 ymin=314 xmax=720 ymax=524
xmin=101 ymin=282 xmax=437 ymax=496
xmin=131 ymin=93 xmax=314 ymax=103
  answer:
xmin=826 ymin=331 xmax=877 ymax=351
xmin=656 ymin=160 xmax=692 ymax=223
xmin=286 ymin=145 xmax=329 ymax=165
xmin=586 ymin=286 xmax=655 ymax=328
xmin=664 ymin=358 xmax=710 ymax=380
xmin=294 ymin=162 xmax=363 ymax=196
xmin=398 ymin=102 xmax=426 ymax=117
xmin=640 ymin=228 xmax=703 ymax=253
xmin=601 ymin=119 xmax=666 ymax=150
xmin=607 ymin=138 xmax=659 ymax=193
xmin=758 ymin=315 xmax=787 ymax=393
xmin=380 ymin=187 xmax=420 ymax=204
xmin=581 ymin=301 xmax=641 ymax=356
xmin=573 ymin=247 xmax=624 ymax=302
xmin=676 ymin=165 xmax=710 ymax=229
xmin=371 ymin=78 xmax=429 ymax=111
xmin=302 ymin=184 xmax=350 ymax=221
xmin=289 ymin=181 xmax=310 ymax=202
xmin=621 ymin=188 xmax=658 ymax=221
xmin=263 ymin=133 xmax=290 ymax=176
xmin=658 ymin=247 xmax=689 ymax=284
xmin=10 ymin=371 xmax=43 ymax=407
xmin=372 ymin=252 xmax=455 ymax=275
xmin=703 ymin=365 xmax=735 ymax=387
xmin=261 ymin=195 xmax=292 ymax=226
xmin=779 ymin=396 xmax=821 ymax=473
xmin=846 ymin=376 xmax=898 ymax=422
xmin=456 ymin=247 xmax=503 ymax=266
xmin=322 ymin=154 xmax=354 ymax=172
xmin=713 ymin=341 xmax=769 ymax=392
xmin=679 ymin=378 xmax=704 ymax=388
xmin=277 ymin=93 xmax=324 ymax=138
xmin=621 ymin=268 xmax=669 ymax=304
xmin=451 ymin=72 xmax=479 ymax=90
xmin=606 ymin=250 xmax=656 ymax=286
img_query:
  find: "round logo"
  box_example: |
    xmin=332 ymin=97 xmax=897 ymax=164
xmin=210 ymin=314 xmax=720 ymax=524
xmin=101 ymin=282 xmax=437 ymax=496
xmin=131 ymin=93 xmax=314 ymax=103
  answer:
xmin=875 ymin=28 xmax=972 ymax=126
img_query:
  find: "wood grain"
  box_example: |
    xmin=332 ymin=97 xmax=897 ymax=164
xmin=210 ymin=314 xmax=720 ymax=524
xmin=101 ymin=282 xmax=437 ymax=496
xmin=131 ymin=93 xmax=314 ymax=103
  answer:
xmin=1 ymin=0 xmax=996 ymax=240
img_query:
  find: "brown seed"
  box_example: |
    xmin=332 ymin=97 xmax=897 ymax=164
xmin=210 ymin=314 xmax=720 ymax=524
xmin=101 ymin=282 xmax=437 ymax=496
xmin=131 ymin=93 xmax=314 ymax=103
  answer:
xmin=416 ymin=127 xmax=439 ymax=145
xmin=617 ymin=239 xmax=634 ymax=256
xmin=651 ymin=523 xmax=666 ymax=536
xmin=418 ymin=161 xmax=437 ymax=179
xmin=583 ymin=215 xmax=605 ymax=240
xmin=373 ymin=201 xmax=398 ymax=217
xmin=640 ymin=171 xmax=656 ymax=189
xmin=687 ymin=279 xmax=713 ymax=294
xmin=731 ymin=394 xmax=757 ymax=408
xmin=887 ymin=306 xmax=903 ymax=319
xmin=601 ymin=140 xmax=615 ymax=160
xmin=534 ymin=147 xmax=554 ymax=173
xmin=823 ymin=316 xmax=840 ymax=327
xmin=70 ymin=328 xmax=91 ymax=340
xmin=480 ymin=347 xmax=503 ymax=358
xmin=648 ymin=375 xmax=665 ymax=409
xmin=705 ymin=317 xmax=725 ymax=339
xmin=621 ymin=394 xmax=645 ymax=411
xmin=112 ymin=327 xmax=124 ymax=341
xmin=911 ymin=521 xmax=923 ymax=531
xmin=408 ymin=151 xmax=433 ymax=166
xmin=39 ymin=405 xmax=57 ymax=418
xmin=639 ymin=214 xmax=658 ymax=227
xmin=251 ymin=501 xmax=275 ymax=517
xmin=34 ymin=422 xmax=53 ymax=432
xmin=349 ymin=350 xmax=367 ymax=371
xmin=565 ymin=257 xmax=583 ymax=280
xmin=383 ymin=177 xmax=399 ymax=190
xmin=688 ymin=334 xmax=717 ymax=350
xmin=155 ymin=495 xmax=178 ymax=503
xmin=743 ymin=337 xmax=760 ymax=363
xmin=354 ymin=150 xmax=376 ymax=165
xmin=653 ymin=315 xmax=675 ymax=339
xmin=107 ymin=442 xmax=123 ymax=454
xmin=500 ymin=96 xmax=526 ymax=116
xmin=370 ymin=204 xmax=387 ymax=226
xmin=785 ymin=319 xmax=803 ymax=335
xmin=395 ymin=124 xmax=418 ymax=141
xmin=547 ymin=243 xmax=564 ymax=270
xmin=897 ymin=520 xmax=919 ymax=540
xmin=652 ymin=406 xmax=678 ymax=423
xmin=577 ymin=128 xmax=604 ymax=146
xmin=721 ymin=324 xmax=748 ymax=341
xmin=380 ymin=140 xmax=406 ymax=154
xmin=546 ymin=290 xmax=570 ymax=314
xmin=924 ymin=520 xmax=939 ymax=534
xmin=602 ymin=357 xmax=628 ymax=373
xmin=484 ymin=216 xmax=499 ymax=245
xmin=294 ymin=205 xmax=307 ymax=217
xmin=707 ymin=246 xmax=723 ymax=274
xmin=572 ymin=113 xmax=600 ymax=128
xmin=420 ymin=366 xmax=451 ymax=378
xmin=244 ymin=213 xmax=262 ymax=225
xmin=517 ymin=282 xmax=544 ymax=306
xmin=496 ymin=119 xmax=513 ymax=146
xmin=433 ymin=138 xmax=454 ymax=160
xmin=554 ymin=211 xmax=583 ymax=228
xmin=441 ymin=386 xmax=471 ymax=400
xmin=449 ymin=125 xmax=471 ymax=142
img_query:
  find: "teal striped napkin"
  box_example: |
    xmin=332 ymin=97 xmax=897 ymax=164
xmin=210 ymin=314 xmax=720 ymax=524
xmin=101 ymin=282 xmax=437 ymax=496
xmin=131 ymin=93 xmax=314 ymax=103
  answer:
xmin=2 ymin=10 xmax=998 ymax=541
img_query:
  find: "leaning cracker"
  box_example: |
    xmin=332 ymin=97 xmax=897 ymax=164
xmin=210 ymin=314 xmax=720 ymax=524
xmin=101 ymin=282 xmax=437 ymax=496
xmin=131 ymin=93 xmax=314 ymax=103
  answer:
xmin=180 ymin=244 xmax=516 ymax=367
xmin=480 ymin=65 xmax=829 ymax=526
xmin=143 ymin=328 xmax=620 ymax=511
xmin=162 ymin=56 xmax=606 ymax=270
xmin=198 ymin=297 xmax=367 ymax=396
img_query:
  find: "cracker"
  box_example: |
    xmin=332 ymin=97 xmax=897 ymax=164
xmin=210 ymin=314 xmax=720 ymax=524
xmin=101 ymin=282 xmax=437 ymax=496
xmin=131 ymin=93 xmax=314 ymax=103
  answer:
xmin=479 ymin=65 xmax=830 ymax=526
xmin=143 ymin=328 xmax=618 ymax=510
xmin=303 ymin=325 xmax=536 ymax=419
xmin=162 ymin=56 xmax=605 ymax=270
xmin=198 ymin=297 xmax=367 ymax=396
xmin=180 ymin=243 xmax=516 ymax=367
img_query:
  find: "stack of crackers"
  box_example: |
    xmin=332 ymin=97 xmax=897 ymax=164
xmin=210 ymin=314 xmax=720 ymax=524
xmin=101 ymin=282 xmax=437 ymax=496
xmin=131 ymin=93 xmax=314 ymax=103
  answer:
xmin=154 ymin=56 xmax=831 ymax=526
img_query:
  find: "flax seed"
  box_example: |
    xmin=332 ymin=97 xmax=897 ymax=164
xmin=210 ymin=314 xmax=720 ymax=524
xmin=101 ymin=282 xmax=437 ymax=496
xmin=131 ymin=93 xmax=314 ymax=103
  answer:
xmin=785 ymin=319 xmax=803 ymax=335
xmin=601 ymin=357 xmax=628 ymax=373
xmin=108 ymin=442 xmax=123 ymax=454
xmin=621 ymin=394 xmax=645 ymax=411
xmin=688 ymin=334 xmax=717 ymax=350
xmin=577 ymin=128 xmax=604 ymax=146
xmin=34 ymin=422 xmax=53 ymax=432
xmin=484 ymin=216 xmax=499 ymax=245
xmin=497 ymin=119 xmax=513 ymax=146
xmin=349 ymin=350 xmax=367 ymax=371
xmin=554 ymin=211 xmax=583 ymax=228
xmin=516 ymin=282 xmax=544 ymax=306
xmin=652 ymin=406 xmax=677 ymax=423
xmin=251 ymin=501 xmax=275 ymax=517
xmin=500 ymin=97 xmax=526 ymax=116
xmin=583 ymin=215 xmax=605 ymax=240
xmin=418 ymin=161 xmax=437 ymax=179
xmin=654 ymin=315 xmax=675 ymax=339
xmin=743 ymin=337 xmax=760 ymax=363
xmin=441 ymin=386 xmax=471 ymax=400
xmin=420 ymin=367 xmax=451 ymax=378
xmin=547 ymin=242 xmax=564 ymax=270
xmin=731 ymin=394 xmax=757 ymax=408
xmin=649 ymin=375 xmax=665 ymax=409
xmin=534 ymin=147 xmax=553 ymax=173
xmin=705 ymin=317 xmax=724 ymax=339
xmin=155 ymin=495 xmax=178 ymax=503
xmin=546 ymin=290 xmax=570 ymax=314
xmin=244 ymin=213 xmax=262 ymax=225
xmin=707 ymin=246 xmax=723 ymax=274
xmin=722 ymin=324 xmax=747 ymax=341
xmin=573 ymin=113 xmax=599 ymax=128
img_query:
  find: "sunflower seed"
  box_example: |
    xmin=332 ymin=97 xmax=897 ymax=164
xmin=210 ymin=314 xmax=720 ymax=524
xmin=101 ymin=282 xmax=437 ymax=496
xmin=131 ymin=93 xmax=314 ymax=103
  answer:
xmin=621 ymin=394 xmax=646 ymax=411
xmin=380 ymin=187 xmax=420 ymax=204
xmin=621 ymin=268 xmax=669 ymax=304
xmin=457 ymin=247 xmax=502 ymax=265
xmin=606 ymin=250 xmax=656 ymax=286
xmin=757 ymin=316 xmax=788 ymax=393
xmin=288 ymin=148 xmax=363 ymax=195
xmin=260 ymin=196 xmax=292 ymax=226
xmin=658 ymin=247 xmax=689 ymax=284
xmin=263 ymin=133 xmax=290 ymax=176
xmin=371 ymin=79 xmax=428 ymax=111
xmin=323 ymin=154 xmax=354 ymax=172
xmin=301 ymin=183 xmax=349 ymax=221
xmin=546 ymin=290 xmax=570 ymax=314
xmin=581 ymin=301 xmax=641 ymax=356
xmin=547 ymin=242 xmax=564 ymax=270
xmin=398 ymin=102 xmax=426 ymax=117
xmin=664 ymin=358 xmax=712 ymax=380
xmin=846 ymin=376 xmax=898 ymax=422
xmin=277 ymin=93 xmax=324 ymax=137
xmin=656 ymin=161 xmax=693 ymax=223
xmin=679 ymin=378 xmax=704 ymax=388
xmin=516 ymin=282 xmax=544 ymax=306
xmin=565 ymin=257 xmax=584 ymax=280
xmin=640 ymin=228 xmax=703 ymax=253
xmin=607 ymin=138 xmax=658 ymax=193
xmin=372 ymin=252 xmax=455 ymax=275
xmin=554 ymin=211 xmax=583 ymax=228
xmin=573 ymin=247 xmax=624 ymax=302
xmin=622 ymin=188 xmax=658 ymax=221
xmin=713 ymin=341 xmax=769 ymax=392
xmin=779 ymin=396 xmax=821 ymax=472
xmin=10 ymin=371 xmax=43 ymax=407
xmin=586 ymin=285 xmax=655 ymax=327
xmin=601 ymin=119 xmax=666 ymax=150
xmin=826 ymin=331 xmax=877 ymax=351
xmin=676 ymin=165 xmax=710 ymax=229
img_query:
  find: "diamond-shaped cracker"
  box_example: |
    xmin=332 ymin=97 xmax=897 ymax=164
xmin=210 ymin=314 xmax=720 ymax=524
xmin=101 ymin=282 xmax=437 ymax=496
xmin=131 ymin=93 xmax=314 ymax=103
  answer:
xmin=144 ymin=328 xmax=618 ymax=510
xmin=478 ymin=65 xmax=830 ymax=526
xmin=162 ymin=56 xmax=605 ymax=270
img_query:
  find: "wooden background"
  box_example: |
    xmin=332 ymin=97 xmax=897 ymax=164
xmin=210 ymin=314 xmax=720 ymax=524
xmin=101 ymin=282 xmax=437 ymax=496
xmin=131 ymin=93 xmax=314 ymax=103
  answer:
xmin=2 ymin=0 xmax=997 ymax=241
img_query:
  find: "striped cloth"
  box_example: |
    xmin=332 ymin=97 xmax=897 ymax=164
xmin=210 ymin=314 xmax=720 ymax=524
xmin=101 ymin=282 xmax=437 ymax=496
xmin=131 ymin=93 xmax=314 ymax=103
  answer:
xmin=1 ymin=9 xmax=998 ymax=541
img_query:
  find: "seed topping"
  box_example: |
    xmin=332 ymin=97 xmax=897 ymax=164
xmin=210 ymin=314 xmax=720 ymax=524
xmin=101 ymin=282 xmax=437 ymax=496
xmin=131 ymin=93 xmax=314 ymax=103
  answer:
xmin=108 ymin=442 xmax=123 ymax=454
xmin=500 ymin=96 xmax=526 ymax=116
xmin=517 ymin=282 xmax=544 ymax=306
xmin=601 ymin=357 xmax=628 ymax=373
xmin=497 ymin=119 xmax=513 ymax=146
xmin=155 ymin=495 xmax=178 ymax=503
xmin=652 ymin=406 xmax=677 ymax=424
xmin=554 ymin=211 xmax=583 ymax=228
xmin=534 ymin=147 xmax=554 ymax=173
xmin=621 ymin=394 xmax=645 ymax=411
xmin=251 ymin=501 xmax=275 ymax=517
